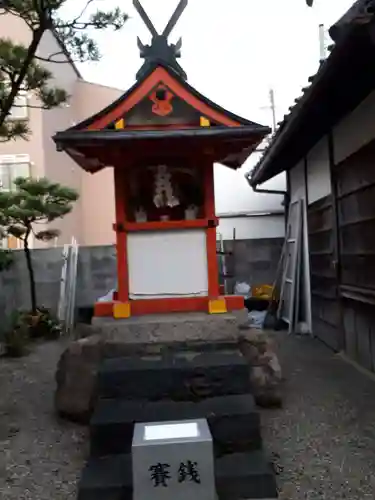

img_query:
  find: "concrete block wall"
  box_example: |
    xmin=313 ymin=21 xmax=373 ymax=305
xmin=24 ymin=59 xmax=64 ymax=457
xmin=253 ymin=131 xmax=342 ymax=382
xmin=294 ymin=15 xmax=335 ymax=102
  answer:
xmin=0 ymin=247 xmax=64 ymax=333
xmin=75 ymin=245 xmax=117 ymax=307
xmin=0 ymin=238 xmax=283 ymax=332
xmin=0 ymin=245 xmax=117 ymax=333
xmin=223 ymin=238 xmax=284 ymax=291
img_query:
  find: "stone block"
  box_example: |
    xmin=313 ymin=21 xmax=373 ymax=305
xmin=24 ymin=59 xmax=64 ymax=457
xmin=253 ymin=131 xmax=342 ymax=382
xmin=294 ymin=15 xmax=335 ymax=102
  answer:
xmin=97 ymin=351 xmax=251 ymax=400
xmin=77 ymin=451 xmax=277 ymax=500
xmin=215 ymin=451 xmax=278 ymax=499
xmin=77 ymin=454 xmax=131 ymax=500
xmin=92 ymin=311 xmax=248 ymax=344
xmin=90 ymin=394 xmax=261 ymax=456
xmin=54 ymin=332 xmax=251 ymax=424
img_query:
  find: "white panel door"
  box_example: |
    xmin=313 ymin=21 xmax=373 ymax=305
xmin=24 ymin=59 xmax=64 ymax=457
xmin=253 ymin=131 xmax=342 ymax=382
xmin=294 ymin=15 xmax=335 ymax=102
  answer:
xmin=127 ymin=229 xmax=208 ymax=299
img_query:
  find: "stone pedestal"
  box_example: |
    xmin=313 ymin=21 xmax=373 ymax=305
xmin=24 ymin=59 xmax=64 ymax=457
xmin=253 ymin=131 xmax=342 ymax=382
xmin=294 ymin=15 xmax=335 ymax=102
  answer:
xmin=92 ymin=310 xmax=248 ymax=344
xmin=132 ymin=419 xmax=215 ymax=500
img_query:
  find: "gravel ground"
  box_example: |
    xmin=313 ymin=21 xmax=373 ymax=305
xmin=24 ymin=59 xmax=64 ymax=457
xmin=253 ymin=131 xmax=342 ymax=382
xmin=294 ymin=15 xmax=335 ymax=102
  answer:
xmin=261 ymin=332 xmax=375 ymax=499
xmin=1 ymin=335 xmax=375 ymax=499
xmin=0 ymin=340 xmax=87 ymax=500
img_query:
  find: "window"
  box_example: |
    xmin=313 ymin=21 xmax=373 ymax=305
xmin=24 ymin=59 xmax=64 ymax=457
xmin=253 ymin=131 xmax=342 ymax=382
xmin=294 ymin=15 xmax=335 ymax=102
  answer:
xmin=8 ymin=92 xmax=28 ymax=120
xmin=0 ymin=73 xmax=29 ymax=120
xmin=0 ymin=155 xmax=31 ymax=191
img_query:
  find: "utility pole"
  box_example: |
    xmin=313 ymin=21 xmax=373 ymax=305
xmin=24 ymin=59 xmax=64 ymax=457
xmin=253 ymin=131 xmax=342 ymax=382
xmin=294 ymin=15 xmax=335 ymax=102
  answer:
xmin=256 ymin=88 xmax=278 ymax=152
xmin=319 ymin=23 xmax=328 ymax=61
xmin=260 ymin=88 xmax=277 ymax=132
xmin=269 ymin=88 xmax=277 ymax=132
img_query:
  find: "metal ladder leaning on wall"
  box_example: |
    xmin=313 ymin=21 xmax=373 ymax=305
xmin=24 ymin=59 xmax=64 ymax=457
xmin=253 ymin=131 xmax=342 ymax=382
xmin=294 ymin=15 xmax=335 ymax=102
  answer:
xmin=216 ymin=228 xmax=236 ymax=295
xmin=57 ymin=237 xmax=79 ymax=337
xmin=277 ymin=198 xmax=303 ymax=334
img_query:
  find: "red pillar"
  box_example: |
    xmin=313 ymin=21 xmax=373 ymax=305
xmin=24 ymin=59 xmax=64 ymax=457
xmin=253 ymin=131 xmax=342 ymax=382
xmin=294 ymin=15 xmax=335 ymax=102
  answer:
xmin=114 ymin=168 xmax=129 ymax=303
xmin=204 ymin=161 xmax=220 ymax=298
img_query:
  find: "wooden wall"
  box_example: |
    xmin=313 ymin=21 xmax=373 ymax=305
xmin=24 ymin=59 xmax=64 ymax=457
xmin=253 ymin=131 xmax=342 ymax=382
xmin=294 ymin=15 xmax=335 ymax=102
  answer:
xmin=307 ymin=195 xmax=341 ymax=350
xmin=334 ymin=140 xmax=375 ymax=370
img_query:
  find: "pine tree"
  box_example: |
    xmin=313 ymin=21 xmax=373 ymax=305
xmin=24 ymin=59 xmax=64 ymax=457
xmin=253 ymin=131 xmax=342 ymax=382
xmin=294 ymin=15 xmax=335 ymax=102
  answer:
xmin=0 ymin=176 xmax=78 ymax=313
xmin=0 ymin=0 xmax=128 ymax=141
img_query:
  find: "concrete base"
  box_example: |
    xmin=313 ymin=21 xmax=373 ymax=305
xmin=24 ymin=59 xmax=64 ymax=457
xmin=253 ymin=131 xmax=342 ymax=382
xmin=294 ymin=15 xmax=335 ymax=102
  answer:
xmin=92 ymin=310 xmax=248 ymax=344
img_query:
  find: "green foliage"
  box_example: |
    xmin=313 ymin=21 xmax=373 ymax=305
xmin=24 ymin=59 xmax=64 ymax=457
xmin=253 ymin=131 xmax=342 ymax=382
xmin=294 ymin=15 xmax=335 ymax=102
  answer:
xmin=0 ymin=176 xmax=79 ymax=313
xmin=12 ymin=307 xmax=62 ymax=340
xmin=0 ymin=248 xmax=13 ymax=271
xmin=4 ymin=306 xmax=63 ymax=357
xmin=0 ymin=176 xmax=79 ymax=232
xmin=0 ymin=0 xmax=128 ymax=140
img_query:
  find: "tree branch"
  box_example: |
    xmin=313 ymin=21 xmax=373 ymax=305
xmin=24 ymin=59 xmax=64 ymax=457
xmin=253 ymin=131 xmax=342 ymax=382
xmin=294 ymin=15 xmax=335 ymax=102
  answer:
xmin=72 ymin=0 xmax=96 ymax=25
xmin=34 ymin=51 xmax=71 ymax=64
xmin=0 ymin=28 xmax=44 ymax=128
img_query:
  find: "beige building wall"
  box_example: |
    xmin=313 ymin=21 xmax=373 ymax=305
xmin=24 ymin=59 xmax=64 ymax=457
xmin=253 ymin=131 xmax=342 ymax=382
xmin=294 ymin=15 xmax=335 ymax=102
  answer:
xmin=0 ymin=14 xmax=45 ymax=178
xmin=72 ymin=81 xmax=122 ymax=246
xmin=0 ymin=12 xmax=123 ymax=247
xmin=37 ymin=30 xmax=83 ymax=246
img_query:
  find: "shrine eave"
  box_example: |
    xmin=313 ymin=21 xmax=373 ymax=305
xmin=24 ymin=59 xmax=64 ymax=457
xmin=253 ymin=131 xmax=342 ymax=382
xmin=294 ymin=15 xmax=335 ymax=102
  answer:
xmin=54 ymin=125 xmax=270 ymax=171
xmin=54 ymin=125 xmax=269 ymax=143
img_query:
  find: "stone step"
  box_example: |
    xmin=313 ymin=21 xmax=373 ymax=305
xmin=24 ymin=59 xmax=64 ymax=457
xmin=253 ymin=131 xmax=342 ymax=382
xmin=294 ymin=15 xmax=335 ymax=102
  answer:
xmin=77 ymin=451 xmax=278 ymax=500
xmin=97 ymin=351 xmax=251 ymax=401
xmin=90 ymin=394 xmax=262 ymax=457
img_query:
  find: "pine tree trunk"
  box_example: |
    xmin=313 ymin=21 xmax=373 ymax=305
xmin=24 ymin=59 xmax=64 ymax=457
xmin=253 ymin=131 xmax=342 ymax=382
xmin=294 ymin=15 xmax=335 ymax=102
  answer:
xmin=24 ymin=231 xmax=37 ymax=314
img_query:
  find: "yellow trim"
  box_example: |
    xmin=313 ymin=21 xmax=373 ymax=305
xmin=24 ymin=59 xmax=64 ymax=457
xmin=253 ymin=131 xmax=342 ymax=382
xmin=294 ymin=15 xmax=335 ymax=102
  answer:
xmin=115 ymin=118 xmax=125 ymax=129
xmin=113 ymin=302 xmax=131 ymax=319
xmin=208 ymin=298 xmax=227 ymax=314
xmin=200 ymin=116 xmax=210 ymax=127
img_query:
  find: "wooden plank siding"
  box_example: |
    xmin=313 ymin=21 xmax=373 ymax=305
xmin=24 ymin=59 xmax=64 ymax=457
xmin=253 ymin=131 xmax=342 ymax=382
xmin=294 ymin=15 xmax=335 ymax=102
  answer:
xmin=333 ymin=140 xmax=375 ymax=371
xmin=307 ymin=195 xmax=341 ymax=350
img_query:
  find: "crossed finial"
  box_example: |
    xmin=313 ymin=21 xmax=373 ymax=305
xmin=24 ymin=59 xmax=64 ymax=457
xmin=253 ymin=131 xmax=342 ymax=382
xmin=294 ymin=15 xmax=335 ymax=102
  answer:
xmin=133 ymin=0 xmax=187 ymax=39
xmin=133 ymin=0 xmax=187 ymax=63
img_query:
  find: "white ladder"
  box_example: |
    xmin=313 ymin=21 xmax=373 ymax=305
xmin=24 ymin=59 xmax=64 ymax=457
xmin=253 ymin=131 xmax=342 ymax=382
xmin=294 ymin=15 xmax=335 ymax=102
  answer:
xmin=277 ymin=199 xmax=303 ymax=334
xmin=57 ymin=237 xmax=79 ymax=336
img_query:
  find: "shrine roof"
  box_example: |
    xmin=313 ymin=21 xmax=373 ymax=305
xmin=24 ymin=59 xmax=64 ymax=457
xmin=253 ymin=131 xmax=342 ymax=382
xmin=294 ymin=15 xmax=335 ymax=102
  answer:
xmin=54 ymin=61 xmax=270 ymax=171
xmin=55 ymin=62 xmax=268 ymax=132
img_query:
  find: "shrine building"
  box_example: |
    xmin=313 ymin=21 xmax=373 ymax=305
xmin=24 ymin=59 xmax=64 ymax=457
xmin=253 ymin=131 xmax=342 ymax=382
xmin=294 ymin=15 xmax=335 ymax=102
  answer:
xmin=53 ymin=0 xmax=271 ymax=320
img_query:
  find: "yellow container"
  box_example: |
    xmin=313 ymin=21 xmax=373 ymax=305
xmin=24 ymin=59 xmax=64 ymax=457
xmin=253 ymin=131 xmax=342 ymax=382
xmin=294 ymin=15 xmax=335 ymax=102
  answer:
xmin=252 ymin=285 xmax=274 ymax=300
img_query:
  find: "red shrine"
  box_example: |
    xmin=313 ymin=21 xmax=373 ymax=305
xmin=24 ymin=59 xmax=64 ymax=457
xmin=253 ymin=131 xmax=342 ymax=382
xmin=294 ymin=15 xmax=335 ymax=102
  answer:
xmin=54 ymin=0 xmax=270 ymax=320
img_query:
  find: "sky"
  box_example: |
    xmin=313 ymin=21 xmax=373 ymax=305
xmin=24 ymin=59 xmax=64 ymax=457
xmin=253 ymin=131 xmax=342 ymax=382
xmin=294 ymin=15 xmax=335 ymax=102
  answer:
xmin=62 ymin=0 xmax=356 ymax=212
xmin=70 ymin=0 xmax=355 ymax=128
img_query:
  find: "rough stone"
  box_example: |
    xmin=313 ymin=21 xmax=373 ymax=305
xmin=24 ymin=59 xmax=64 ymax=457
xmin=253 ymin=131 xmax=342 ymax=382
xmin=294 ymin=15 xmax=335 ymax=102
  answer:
xmin=55 ymin=335 xmax=104 ymax=423
xmin=238 ymin=330 xmax=283 ymax=408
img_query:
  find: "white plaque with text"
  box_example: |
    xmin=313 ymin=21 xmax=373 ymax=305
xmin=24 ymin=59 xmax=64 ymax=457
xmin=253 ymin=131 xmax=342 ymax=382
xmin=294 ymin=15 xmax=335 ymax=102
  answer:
xmin=132 ymin=419 xmax=216 ymax=500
